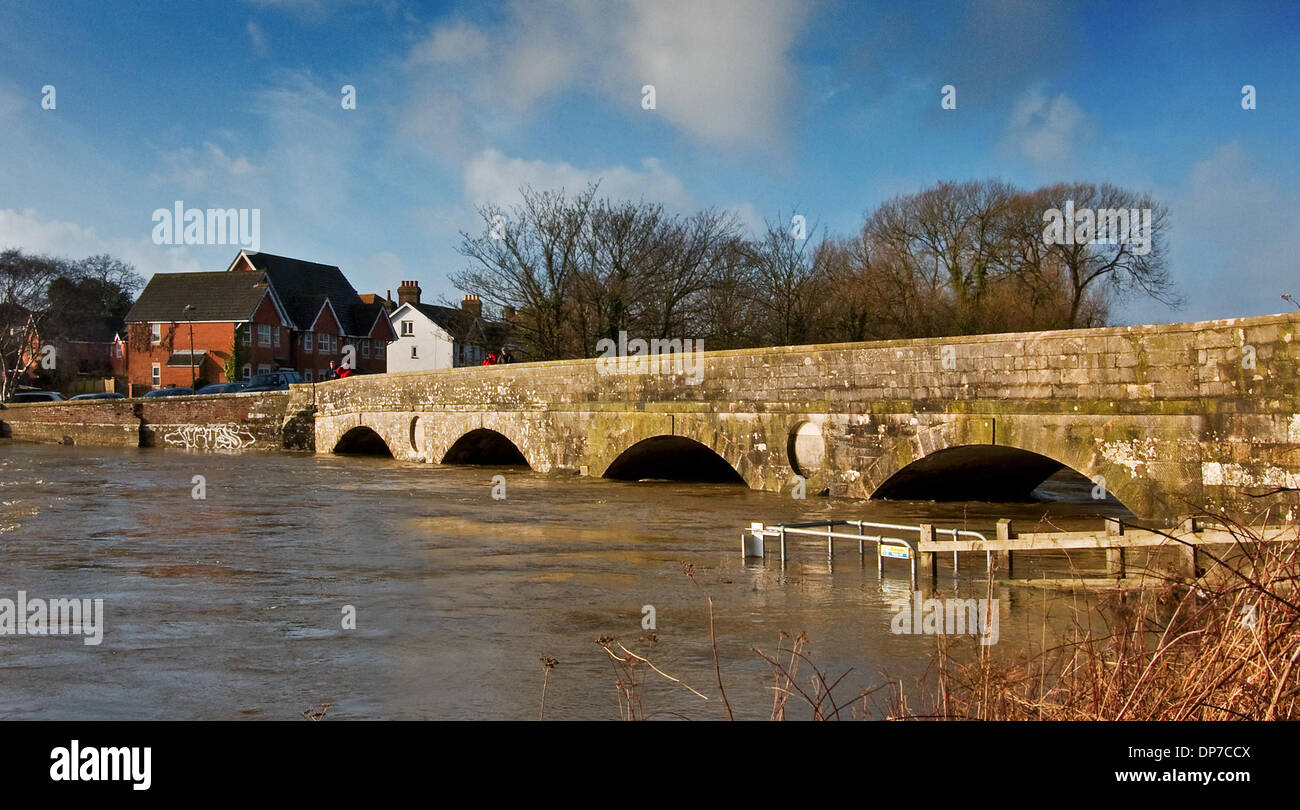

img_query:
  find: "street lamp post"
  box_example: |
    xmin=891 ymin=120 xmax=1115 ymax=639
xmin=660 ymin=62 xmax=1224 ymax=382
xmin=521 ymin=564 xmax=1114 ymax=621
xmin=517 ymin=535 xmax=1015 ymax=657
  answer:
xmin=184 ymin=304 xmax=196 ymax=389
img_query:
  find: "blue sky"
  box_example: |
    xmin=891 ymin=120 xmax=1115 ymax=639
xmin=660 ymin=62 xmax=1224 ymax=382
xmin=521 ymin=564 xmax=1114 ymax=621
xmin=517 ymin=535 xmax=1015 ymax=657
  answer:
xmin=1 ymin=0 xmax=1297 ymax=325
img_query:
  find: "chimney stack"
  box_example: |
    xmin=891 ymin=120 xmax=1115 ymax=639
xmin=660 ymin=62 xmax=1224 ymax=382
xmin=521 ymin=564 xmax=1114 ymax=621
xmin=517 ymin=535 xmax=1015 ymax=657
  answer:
xmin=397 ymin=280 xmax=421 ymax=307
xmin=461 ymin=294 xmax=482 ymax=318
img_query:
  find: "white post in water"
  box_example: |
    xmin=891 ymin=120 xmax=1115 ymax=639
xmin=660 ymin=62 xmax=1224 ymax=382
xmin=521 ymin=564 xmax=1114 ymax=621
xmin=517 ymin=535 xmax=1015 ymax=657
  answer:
xmin=743 ymin=522 xmax=765 ymax=558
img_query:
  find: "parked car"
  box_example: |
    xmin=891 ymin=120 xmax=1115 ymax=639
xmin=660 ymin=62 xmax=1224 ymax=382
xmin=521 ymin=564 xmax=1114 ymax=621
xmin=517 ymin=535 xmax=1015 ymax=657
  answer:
xmin=142 ymin=387 xmax=194 ymax=398
xmin=242 ymin=371 xmax=303 ymax=392
xmin=69 ymin=392 xmax=126 ymax=401
xmin=196 ymin=382 xmax=247 ymax=395
xmin=8 ymin=391 xmax=65 ymax=403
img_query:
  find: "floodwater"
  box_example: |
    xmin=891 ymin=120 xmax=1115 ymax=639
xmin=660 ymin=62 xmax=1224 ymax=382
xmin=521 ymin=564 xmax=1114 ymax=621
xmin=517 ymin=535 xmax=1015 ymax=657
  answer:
xmin=0 ymin=441 xmax=1130 ymax=720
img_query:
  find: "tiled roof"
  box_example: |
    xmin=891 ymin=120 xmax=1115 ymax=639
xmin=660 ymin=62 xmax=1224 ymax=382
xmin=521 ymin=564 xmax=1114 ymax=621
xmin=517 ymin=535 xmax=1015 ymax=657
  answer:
xmin=237 ymin=251 xmax=370 ymax=336
xmin=412 ymin=302 xmax=472 ymax=336
xmin=352 ymin=300 xmax=391 ymax=337
xmin=125 ymin=272 xmax=271 ymax=323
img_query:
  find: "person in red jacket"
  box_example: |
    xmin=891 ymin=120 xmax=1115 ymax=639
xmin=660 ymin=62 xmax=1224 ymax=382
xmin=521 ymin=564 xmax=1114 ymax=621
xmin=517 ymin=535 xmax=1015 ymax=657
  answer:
xmin=482 ymin=351 xmax=497 ymax=366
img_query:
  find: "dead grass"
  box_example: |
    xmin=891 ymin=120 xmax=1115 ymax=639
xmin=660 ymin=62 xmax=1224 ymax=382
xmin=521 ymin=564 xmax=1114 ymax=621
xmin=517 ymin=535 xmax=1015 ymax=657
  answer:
xmin=899 ymin=515 xmax=1300 ymax=720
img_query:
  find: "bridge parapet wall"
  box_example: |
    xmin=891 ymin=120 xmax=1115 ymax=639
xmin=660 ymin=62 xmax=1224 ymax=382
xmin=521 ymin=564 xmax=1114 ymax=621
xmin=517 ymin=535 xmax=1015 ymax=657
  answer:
xmin=313 ymin=313 xmax=1300 ymax=416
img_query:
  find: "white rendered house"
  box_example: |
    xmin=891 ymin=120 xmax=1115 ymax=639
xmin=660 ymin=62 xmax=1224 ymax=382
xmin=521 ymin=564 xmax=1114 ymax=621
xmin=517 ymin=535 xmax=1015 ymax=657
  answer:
xmin=387 ymin=282 xmax=489 ymax=371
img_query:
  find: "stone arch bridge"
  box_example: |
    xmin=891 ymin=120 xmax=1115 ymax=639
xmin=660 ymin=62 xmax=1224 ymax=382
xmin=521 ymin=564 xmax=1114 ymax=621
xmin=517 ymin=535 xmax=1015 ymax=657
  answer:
xmin=299 ymin=312 xmax=1300 ymax=522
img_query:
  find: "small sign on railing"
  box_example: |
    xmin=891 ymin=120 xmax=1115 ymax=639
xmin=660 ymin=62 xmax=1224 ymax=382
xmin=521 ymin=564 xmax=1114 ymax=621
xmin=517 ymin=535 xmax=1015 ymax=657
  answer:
xmin=880 ymin=545 xmax=910 ymax=560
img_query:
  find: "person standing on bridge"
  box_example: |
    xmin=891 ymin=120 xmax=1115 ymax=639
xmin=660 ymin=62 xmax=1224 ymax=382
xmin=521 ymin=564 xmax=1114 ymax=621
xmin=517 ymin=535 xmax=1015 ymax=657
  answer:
xmin=482 ymin=351 xmax=497 ymax=366
xmin=498 ymin=347 xmax=512 ymax=364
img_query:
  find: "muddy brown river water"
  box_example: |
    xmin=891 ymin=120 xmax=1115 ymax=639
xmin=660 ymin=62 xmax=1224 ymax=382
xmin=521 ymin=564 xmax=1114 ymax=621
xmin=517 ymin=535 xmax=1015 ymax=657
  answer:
xmin=0 ymin=441 xmax=1129 ymax=720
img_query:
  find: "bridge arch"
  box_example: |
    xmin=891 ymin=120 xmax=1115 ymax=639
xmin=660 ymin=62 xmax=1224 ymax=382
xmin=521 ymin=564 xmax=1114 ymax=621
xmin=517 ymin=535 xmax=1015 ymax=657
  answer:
xmin=441 ymin=428 xmax=530 ymax=467
xmin=332 ymin=425 xmax=394 ymax=457
xmin=603 ymin=435 xmax=746 ymax=484
xmin=871 ymin=443 xmax=1133 ymax=512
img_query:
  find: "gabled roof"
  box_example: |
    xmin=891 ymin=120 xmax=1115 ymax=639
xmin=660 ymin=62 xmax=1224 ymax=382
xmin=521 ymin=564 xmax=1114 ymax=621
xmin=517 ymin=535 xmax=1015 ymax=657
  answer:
xmin=231 ymin=250 xmax=370 ymax=335
xmin=392 ymin=301 xmax=479 ymax=338
xmin=125 ymin=272 xmax=276 ymax=323
xmin=354 ymin=300 xmax=393 ymax=338
xmin=305 ymin=298 xmax=343 ymax=333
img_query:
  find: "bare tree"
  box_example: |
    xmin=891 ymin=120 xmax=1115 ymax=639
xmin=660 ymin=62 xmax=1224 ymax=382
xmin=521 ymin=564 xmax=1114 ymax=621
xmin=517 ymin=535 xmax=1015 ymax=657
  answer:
xmin=1 ymin=249 xmax=72 ymax=401
xmin=640 ymin=207 xmax=744 ymax=344
xmin=453 ymin=185 xmax=597 ymax=361
xmin=1034 ymin=182 xmax=1178 ymax=326
xmin=744 ymin=213 xmax=835 ymax=346
xmin=572 ymin=198 xmax=667 ymax=353
xmin=453 ymin=178 xmax=1179 ymax=359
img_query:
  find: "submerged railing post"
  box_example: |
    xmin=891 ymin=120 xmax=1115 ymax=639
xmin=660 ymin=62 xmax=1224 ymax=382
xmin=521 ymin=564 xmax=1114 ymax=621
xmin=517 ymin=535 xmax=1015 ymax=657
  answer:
xmin=994 ymin=518 xmax=1013 ymax=577
xmin=1105 ymin=518 xmax=1126 ymax=577
xmin=779 ymin=525 xmax=786 ymax=566
xmin=919 ymin=523 xmax=937 ymax=586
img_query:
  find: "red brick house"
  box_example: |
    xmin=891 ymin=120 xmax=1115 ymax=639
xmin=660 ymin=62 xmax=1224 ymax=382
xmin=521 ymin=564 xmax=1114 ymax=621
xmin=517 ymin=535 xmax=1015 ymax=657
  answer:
xmin=123 ymin=271 xmax=291 ymax=393
xmin=123 ymin=250 xmax=395 ymax=392
xmin=225 ymin=251 xmax=396 ymax=382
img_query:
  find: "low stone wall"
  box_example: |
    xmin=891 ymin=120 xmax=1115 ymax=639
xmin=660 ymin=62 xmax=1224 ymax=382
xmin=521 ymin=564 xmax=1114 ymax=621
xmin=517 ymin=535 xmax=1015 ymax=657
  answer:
xmin=0 ymin=391 xmax=294 ymax=452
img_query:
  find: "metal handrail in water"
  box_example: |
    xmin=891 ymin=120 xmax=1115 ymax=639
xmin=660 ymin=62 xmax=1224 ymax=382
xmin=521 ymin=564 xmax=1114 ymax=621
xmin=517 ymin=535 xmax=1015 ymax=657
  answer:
xmin=742 ymin=519 xmax=993 ymax=588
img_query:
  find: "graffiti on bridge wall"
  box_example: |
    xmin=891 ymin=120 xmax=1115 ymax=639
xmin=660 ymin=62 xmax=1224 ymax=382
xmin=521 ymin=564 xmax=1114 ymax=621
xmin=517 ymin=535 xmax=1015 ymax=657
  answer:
xmin=162 ymin=423 xmax=257 ymax=451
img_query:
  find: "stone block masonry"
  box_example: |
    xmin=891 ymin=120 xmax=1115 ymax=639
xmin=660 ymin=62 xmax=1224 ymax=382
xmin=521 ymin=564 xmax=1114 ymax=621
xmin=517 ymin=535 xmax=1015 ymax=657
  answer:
xmin=1 ymin=391 xmax=293 ymax=451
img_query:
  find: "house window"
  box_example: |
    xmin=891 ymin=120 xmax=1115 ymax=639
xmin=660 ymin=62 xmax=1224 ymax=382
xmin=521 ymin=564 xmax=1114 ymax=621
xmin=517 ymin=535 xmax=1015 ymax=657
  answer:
xmin=303 ymin=332 xmax=313 ymax=352
xmin=304 ymin=370 xmax=313 ymax=382
xmin=151 ymin=324 xmax=162 ymax=344
xmin=411 ymin=346 xmax=418 ymax=359
xmin=258 ymin=364 xmax=272 ymax=374
xmin=400 ymin=320 xmax=414 ymax=336
xmin=319 ymin=368 xmax=328 ymax=380
xmin=317 ymin=333 xmax=329 ymax=353
xmin=258 ymin=324 xmax=272 ymax=346
xmin=274 ymin=327 xmax=281 ymax=348
xmin=151 ymin=363 xmax=160 ymax=386
xmin=376 ymin=341 xmax=384 ymax=359
xmin=242 ymin=364 xmax=251 ymax=380
xmin=361 ymin=339 xmax=370 ymax=358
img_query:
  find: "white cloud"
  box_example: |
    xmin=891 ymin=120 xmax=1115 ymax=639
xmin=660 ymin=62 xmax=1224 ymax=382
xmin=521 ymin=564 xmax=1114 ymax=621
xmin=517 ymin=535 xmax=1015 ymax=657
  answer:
xmin=410 ymin=18 xmax=490 ymax=64
xmin=726 ymin=201 xmax=766 ymax=236
xmin=403 ymin=0 xmax=804 ymax=152
xmin=462 ymin=148 xmax=690 ymax=210
xmin=0 ymin=208 xmax=202 ymax=275
xmin=247 ymin=21 xmax=269 ymax=57
xmin=1004 ymin=85 xmax=1093 ymax=170
xmin=612 ymin=0 xmax=802 ymax=145
xmin=153 ymin=142 xmax=261 ymax=193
